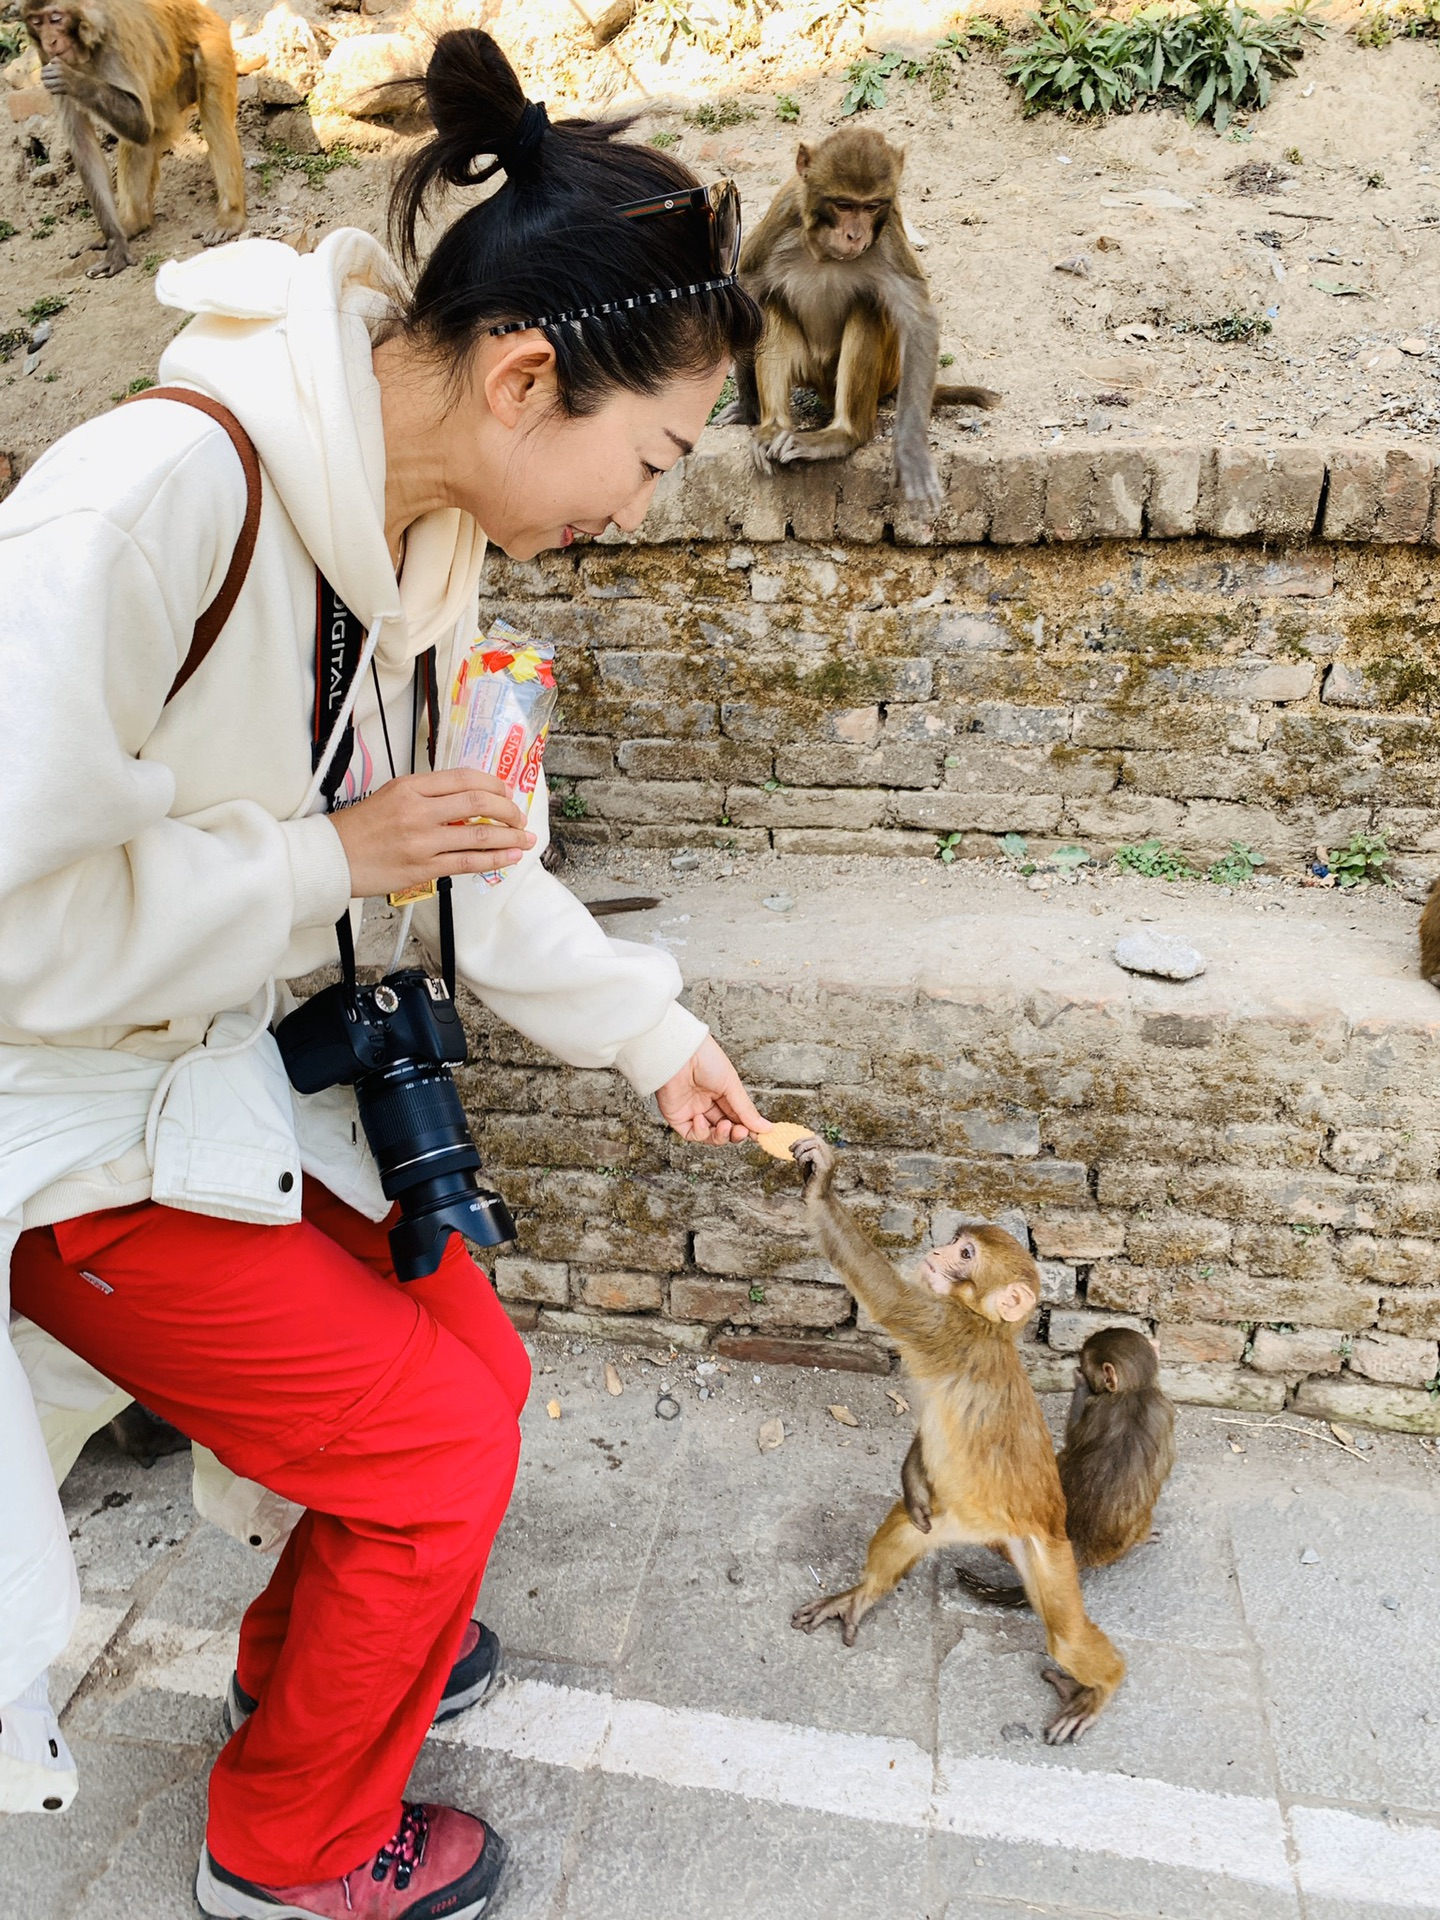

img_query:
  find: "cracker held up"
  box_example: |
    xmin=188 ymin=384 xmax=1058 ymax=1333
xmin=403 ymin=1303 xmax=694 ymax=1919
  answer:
xmin=755 ymin=1122 xmax=818 ymax=1161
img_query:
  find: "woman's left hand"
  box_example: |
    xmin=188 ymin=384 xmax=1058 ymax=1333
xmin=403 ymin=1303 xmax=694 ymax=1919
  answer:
xmin=656 ymin=1038 xmax=769 ymax=1144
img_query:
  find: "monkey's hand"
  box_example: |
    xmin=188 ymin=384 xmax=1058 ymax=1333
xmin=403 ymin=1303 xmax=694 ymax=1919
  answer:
xmin=894 ymin=444 xmax=944 ymax=511
xmin=903 ymin=1486 xmax=932 ymax=1534
xmin=749 ymin=426 xmax=787 ymax=475
xmin=713 ymin=397 xmax=757 ymax=428
xmin=86 ymin=235 xmax=132 ymax=278
xmin=790 ymin=1132 xmax=836 ymax=1196
xmin=41 ymin=59 xmax=74 ymax=97
xmin=1042 ymin=1670 xmax=1106 ymax=1745
xmin=792 ymin=1584 xmax=869 ymax=1648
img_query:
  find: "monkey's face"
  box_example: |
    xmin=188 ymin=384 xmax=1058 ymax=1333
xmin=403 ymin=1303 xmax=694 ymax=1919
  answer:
xmin=923 ymin=1232 xmax=1038 ymax=1327
xmin=26 ymin=4 xmax=81 ymax=60
xmin=808 ymin=197 xmax=890 ymax=263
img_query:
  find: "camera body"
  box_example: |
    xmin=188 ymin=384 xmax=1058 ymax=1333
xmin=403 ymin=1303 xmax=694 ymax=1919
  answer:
xmin=276 ymin=968 xmax=514 ymax=1280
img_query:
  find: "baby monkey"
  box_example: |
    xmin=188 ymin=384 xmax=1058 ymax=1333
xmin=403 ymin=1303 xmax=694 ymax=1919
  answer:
xmin=912 ymin=1326 xmax=1176 ymax=1602
xmin=789 ymin=1136 xmax=1124 ymax=1744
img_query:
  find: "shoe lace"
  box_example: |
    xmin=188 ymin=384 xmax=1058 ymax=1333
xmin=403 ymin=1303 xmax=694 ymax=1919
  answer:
xmin=371 ymin=1804 xmax=430 ymax=1892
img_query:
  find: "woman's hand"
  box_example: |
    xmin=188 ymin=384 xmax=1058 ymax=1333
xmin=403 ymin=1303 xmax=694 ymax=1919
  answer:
xmin=655 ymin=1037 xmax=769 ymax=1144
xmin=331 ymin=769 xmax=536 ymax=899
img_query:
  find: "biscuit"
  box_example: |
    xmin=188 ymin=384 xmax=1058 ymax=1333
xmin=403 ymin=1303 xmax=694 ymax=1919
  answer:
xmin=755 ymin=1121 xmax=818 ymax=1161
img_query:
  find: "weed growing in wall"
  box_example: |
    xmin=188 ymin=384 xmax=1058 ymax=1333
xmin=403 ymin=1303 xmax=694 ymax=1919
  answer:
xmin=1113 ymin=838 xmax=1197 ymax=880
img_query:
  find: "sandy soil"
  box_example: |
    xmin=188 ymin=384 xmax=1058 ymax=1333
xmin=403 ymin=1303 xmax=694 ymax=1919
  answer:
xmin=5 ymin=5 xmax=1440 ymax=472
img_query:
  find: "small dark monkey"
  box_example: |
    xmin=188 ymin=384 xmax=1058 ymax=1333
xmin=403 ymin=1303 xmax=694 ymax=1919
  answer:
xmin=25 ymin=0 xmax=244 ymax=278
xmin=789 ymin=1135 xmax=1125 ymax=1744
xmin=921 ymin=1326 xmax=1177 ymax=1606
xmin=725 ymin=128 xmax=1001 ymax=506
xmin=1419 ymin=880 xmax=1440 ymax=988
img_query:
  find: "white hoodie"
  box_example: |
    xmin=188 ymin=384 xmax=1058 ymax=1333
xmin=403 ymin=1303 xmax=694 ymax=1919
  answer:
xmin=0 ymin=230 xmax=707 ymax=1703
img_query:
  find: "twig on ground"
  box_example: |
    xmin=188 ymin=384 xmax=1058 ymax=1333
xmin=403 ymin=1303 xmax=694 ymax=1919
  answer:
xmin=1211 ymin=1414 xmax=1371 ymax=1461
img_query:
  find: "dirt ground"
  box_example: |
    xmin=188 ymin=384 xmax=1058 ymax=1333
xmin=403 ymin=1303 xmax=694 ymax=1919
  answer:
xmin=5 ymin=5 xmax=1440 ymax=473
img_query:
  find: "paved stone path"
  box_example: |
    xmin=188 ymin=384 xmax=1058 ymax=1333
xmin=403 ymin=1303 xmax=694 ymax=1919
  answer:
xmin=3 ymin=1339 xmax=1438 ymax=1920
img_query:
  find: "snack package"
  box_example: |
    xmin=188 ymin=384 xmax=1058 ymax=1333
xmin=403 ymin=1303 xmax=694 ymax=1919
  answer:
xmin=388 ymin=618 xmax=558 ymax=906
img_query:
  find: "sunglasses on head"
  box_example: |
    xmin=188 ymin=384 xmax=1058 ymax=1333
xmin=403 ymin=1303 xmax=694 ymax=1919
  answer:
xmin=489 ymin=179 xmax=742 ymax=340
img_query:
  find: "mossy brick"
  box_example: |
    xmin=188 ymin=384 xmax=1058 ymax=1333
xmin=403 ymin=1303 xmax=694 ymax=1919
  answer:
xmin=1125 ymin=1215 xmax=1233 ymax=1265
xmin=492 ymin=1256 xmax=569 ymax=1306
xmin=1291 ymin=1375 xmax=1440 ymax=1434
xmin=741 ymin=1042 xmax=867 ymax=1086
xmin=725 ymin=785 xmax=888 ymax=830
xmin=892 ymin=790 xmax=1063 ymax=835
xmin=1348 ymin=1330 xmax=1438 ymax=1389
xmin=616 ymin=739 xmax=773 ymax=783
xmin=1158 ymin=1363 xmax=1285 ymax=1412
xmin=578 ymin=779 xmax=725 ymax=824
xmin=1047 ymin=1308 xmax=1150 ymax=1352
xmin=1322 ymin=445 xmax=1436 ymax=543
xmin=1159 ymin=1321 xmax=1247 ymax=1364
xmin=537 ymin=1308 xmax=709 ymax=1351
xmin=1248 ymin=1326 xmax=1346 ymax=1376
xmin=546 ymin=736 xmax=616 ymax=778
xmin=943 ymin=448 xmax=993 ymax=543
xmin=1031 ymin=1212 xmax=1126 ymax=1260
xmin=1085 ymin=1264 xmax=1152 ymax=1312
xmin=692 ymin=1223 xmax=832 ymax=1284
xmin=580 ymin=1269 xmax=666 ymax=1313
xmin=988 ymin=450 xmax=1047 ymax=545
xmin=772 ymin=827 xmax=938 ymax=857
xmin=1068 ymin=791 xmax=1186 ymax=845
xmin=1336 ymin=1234 xmax=1438 ymax=1286
xmin=773 ymin=742 xmax=942 ymax=789
xmin=669 ymin=1277 xmax=852 ymax=1329
xmin=1377 ymin=1290 xmax=1440 ymax=1338
xmin=1037 ymin=1261 xmax=1077 ymax=1305
xmin=834 ymin=442 xmax=894 ymax=543
xmin=1043 ymin=446 xmax=1146 ymax=542
xmin=1230 ymin=1224 xmax=1341 ymax=1283
xmin=1145 ymin=444 xmax=1203 ymax=537
xmin=1152 ymin=1264 xmax=1378 ymax=1330
xmin=1202 ymin=447 xmax=1324 ymax=538
xmin=573 ymin=1224 xmax=689 ymax=1270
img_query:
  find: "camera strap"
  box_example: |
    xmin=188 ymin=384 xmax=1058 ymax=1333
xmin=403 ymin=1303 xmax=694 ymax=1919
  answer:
xmin=314 ymin=574 xmax=366 ymax=809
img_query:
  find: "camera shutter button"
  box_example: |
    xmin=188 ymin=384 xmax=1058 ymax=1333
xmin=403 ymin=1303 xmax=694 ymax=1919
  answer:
xmin=279 ymin=1171 xmax=295 ymax=1193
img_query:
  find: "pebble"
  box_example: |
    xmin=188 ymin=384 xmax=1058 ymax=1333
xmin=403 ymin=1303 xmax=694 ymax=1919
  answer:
xmin=29 ymin=320 xmax=51 ymax=349
xmin=1054 ymin=253 xmax=1090 ymax=277
xmin=1113 ymin=929 xmax=1207 ymax=981
xmin=21 ymin=351 xmax=40 ymax=377
xmin=670 ymin=850 xmax=701 ymax=872
xmin=763 ymin=893 xmax=795 ymax=913
xmin=1381 ymin=1594 xmax=1400 ymax=1611
xmin=1300 ymin=1547 xmax=1321 ymax=1566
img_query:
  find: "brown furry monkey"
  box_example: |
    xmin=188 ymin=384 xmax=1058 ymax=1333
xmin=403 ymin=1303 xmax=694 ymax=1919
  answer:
xmin=25 ymin=0 xmax=244 ymax=278
xmin=725 ymin=128 xmax=1001 ymax=507
xmin=929 ymin=1326 xmax=1177 ymax=1607
xmin=1420 ymin=879 xmax=1440 ymax=988
xmin=789 ymin=1135 xmax=1125 ymax=1744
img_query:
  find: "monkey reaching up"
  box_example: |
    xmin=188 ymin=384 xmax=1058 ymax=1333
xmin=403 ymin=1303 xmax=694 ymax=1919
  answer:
xmin=25 ymin=0 xmax=245 ymax=278
xmin=789 ymin=1136 xmax=1124 ymax=1745
xmin=726 ymin=129 xmax=1001 ymax=507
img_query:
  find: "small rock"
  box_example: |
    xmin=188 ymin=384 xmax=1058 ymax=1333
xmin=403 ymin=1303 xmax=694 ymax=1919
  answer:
xmin=21 ymin=351 xmax=40 ymax=376
xmin=30 ymin=162 xmax=61 ymax=187
xmin=1027 ymin=873 xmax=1051 ymax=892
xmin=1399 ymin=336 xmax=1428 ymax=355
xmin=1113 ymin=929 xmax=1207 ymax=981
xmin=1366 ymin=345 xmax=1404 ymax=373
xmin=265 ymin=106 xmax=321 ymax=154
xmin=28 ymin=320 xmax=50 ymax=349
xmin=546 ymin=1398 xmax=562 ymax=1420
xmin=1300 ymin=1547 xmax=1321 ymax=1566
xmin=1054 ymin=253 xmax=1091 ymax=277
xmin=1381 ymin=1594 xmax=1400 ymax=1611
xmin=763 ymin=893 xmax=795 ymax=913
xmin=1000 ymin=1722 xmax=1033 ymax=1742
xmin=669 ymin=850 xmax=701 ymax=872
xmin=726 ymin=1563 xmax=745 ymax=1584
xmin=828 ymin=1403 xmax=860 ymax=1427
xmin=604 ymin=1363 xmax=623 ymax=1397
xmin=757 ymin=1416 xmax=785 ymax=1452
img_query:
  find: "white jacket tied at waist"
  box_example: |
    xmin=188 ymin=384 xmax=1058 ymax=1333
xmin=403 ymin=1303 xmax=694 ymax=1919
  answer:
xmin=0 ymin=229 xmax=708 ymax=1707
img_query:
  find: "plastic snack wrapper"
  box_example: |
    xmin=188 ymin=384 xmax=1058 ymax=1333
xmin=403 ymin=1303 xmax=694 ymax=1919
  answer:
xmin=388 ymin=619 xmax=558 ymax=907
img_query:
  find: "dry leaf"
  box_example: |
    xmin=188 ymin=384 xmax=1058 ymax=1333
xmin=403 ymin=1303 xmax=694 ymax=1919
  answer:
xmin=758 ymin=1417 xmax=785 ymax=1452
xmin=546 ymin=1399 xmax=562 ymax=1420
xmin=604 ymin=1363 xmax=624 ymax=1397
xmin=885 ymin=1389 xmax=910 ymax=1416
xmin=828 ymin=1404 xmax=860 ymax=1428
xmin=1331 ymin=1422 xmax=1355 ymax=1445
xmin=1229 ymin=1440 xmax=1246 ymax=1454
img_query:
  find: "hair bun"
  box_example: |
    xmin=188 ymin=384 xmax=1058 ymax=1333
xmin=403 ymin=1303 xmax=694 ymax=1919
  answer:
xmin=424 ymin=29 xmax=529 ymax=187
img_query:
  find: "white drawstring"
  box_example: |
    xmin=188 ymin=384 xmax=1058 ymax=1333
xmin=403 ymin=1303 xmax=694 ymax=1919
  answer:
xmin=143 ymin=614 xmax=387 ymax=1165
xmin=388 ymin=903 xmax=414 ymax=973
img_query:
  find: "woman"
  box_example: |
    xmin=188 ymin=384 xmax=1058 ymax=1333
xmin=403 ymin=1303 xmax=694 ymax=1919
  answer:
xmin=0 ymin=30 xmax=766 ymax=1918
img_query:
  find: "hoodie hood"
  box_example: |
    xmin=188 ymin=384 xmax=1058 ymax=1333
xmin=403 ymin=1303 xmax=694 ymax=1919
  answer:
xmin=155 ymin=230 xmax=485 ymax=664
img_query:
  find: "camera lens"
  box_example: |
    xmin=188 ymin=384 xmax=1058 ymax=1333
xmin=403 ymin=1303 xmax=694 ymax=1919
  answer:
xmin=355 ymin=1059 xmax=514 ymax=1280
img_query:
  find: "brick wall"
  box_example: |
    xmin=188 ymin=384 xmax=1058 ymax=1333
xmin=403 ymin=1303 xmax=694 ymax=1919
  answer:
xmin=481 ymin=436 xmax=1440 ymax=879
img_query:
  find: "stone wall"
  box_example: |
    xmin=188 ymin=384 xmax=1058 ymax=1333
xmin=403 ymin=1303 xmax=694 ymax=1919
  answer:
xmin=481 ymin=431 xmax=1440 ymax=881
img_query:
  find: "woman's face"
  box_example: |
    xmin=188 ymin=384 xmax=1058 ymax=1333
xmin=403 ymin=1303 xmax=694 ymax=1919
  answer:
xmin=457 ymin=344 xmax=729 ymax=561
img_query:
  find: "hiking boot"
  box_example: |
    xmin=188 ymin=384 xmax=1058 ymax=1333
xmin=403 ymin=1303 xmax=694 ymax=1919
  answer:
xmin=223 ymin=1621 xmax=501 ymax=1737
xmin=196 ymin=1803 xmax=506 ymax=1920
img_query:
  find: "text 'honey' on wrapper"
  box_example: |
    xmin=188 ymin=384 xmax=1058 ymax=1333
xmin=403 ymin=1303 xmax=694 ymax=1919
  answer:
xmin=387 ymin=619 xmax=559 ymax=906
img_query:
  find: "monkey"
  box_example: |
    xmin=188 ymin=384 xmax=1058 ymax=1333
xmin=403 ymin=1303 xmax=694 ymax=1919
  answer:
xmin=1419 ymin=879 xmax=1440 ymax=987
xmin=787 ymin=1135 xmax=1125 ymax=1744
xmin=929 ymin=1326 xmax=1177 ymax=1607
xmin=24 ymin=0 xmax=245 ymax=279
xmin=723 ymin=129 xmax=1001 ymax=508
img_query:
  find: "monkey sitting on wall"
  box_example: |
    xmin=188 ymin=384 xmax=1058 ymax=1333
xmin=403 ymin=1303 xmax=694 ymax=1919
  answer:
xmin=723 ymin=128 xmax=1000 ymax=508
xmin=25 ymin=0 xmax=245 ymax=278
xmin=910 ymin=1325 xmax=1176 ymax=1605
xmin=788 ymin=1135 xmax=1124 ymax=1744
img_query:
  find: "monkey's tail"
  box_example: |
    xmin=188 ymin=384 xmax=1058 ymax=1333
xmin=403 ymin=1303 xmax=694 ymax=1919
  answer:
xmin=953 ymin=1565 xmax=1030 ymax=1609
xmin=933 ymin=384 xmax=1003 ymax=411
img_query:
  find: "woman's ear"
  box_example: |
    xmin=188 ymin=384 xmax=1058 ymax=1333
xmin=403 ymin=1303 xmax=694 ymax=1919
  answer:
xmin=483 ymin=338 xmax=560 ymax=430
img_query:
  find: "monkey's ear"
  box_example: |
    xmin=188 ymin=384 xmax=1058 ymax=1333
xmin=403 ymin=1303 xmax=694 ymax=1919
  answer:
xmin=796 ymin=144 xmax=812 ymax=175
xmin=992 ymin=1283 xmax=1037 ymax=1325
xmin=1101 ymin=1361 xmax=1120 ymax=1393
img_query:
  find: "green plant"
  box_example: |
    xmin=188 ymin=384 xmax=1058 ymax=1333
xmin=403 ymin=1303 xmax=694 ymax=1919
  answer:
xmin=1000 ymin=832 xmax=1030 ymax=861
xmin=840 ymin=51 xmax=909 ymax=114
xmin=1004 ymin=2 xmax=1146 ymax=117
xmin=0 ymin=221 xmax=15 ymax=243
xmin=748 ymin=1284 xmax=767 ymax=1303
xmin=258 ymin=140 xmax=359 ymax=192
xmin=920 ymin=28 xmax=974 ymax=97
xmin=559 ymin=785 xmax=590 ymax=821
xmin=648 ymin=130 xmax=679 ymax=148
xmin=109 ymin=376 xmax=154 ymax=402
xmin=1208 ymin=840 xmax=1264 ymax=885
xmin=938 ymin=352 xmax=955 ymax=367
xmin=708 ymin=372 xmax=736 ymax=422
xmin=142 ymin=251 xmax=162 ymax=274
xmin=1177 ymin=307 xmax=1272 ymax=342
xmin=1050 ymin=843 xmax=1091 ymax=872
xmin=22 ymin=293 xmax=67 ymax=325
xmin=1353 ymin=6 xmax=1393 ymax=44
xmin=935 ymin=831 xmax=965 ymax=864
xmin=820 ymin=1122 xmax=844 ymax=1144
xmin=1284 ymin=143 xmax=1303 ymax=161
xmin=1398 ymin=0 xmax=1440 ymax=34
xmin=685 ymin=98 xmax=755 ymax=131
xmin=29 ymin=213 xmax=58 ymax=239
xmin=776 ymin=92 xmax=800 ymax=121
xmin=1330 ymin=830 xmax=1390 ymax=887
xmin=0 ymin=328 xmax=26 ymax=363
xmin=1113 ymin=837 xmax=1195 ymax=879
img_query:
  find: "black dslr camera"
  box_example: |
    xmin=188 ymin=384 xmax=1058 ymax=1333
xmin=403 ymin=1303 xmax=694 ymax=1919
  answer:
xmin=276 ymin=962 xmax=514 ymax=1282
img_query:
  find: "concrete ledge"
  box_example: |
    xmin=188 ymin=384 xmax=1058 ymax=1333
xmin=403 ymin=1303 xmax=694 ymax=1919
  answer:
xmin=462 ymin=863 xmax=1440 ymax=1434
xmin=608 ymin=428 xmax=1440 ymax=548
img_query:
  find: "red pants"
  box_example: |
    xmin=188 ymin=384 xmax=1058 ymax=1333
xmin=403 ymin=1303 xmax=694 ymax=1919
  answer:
xmin=11 ymin=1183 xmax=530 ymax=1885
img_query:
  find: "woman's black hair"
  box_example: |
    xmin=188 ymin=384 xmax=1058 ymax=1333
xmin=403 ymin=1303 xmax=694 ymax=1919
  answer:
xmin=389 ymin=30 xmax=761 ymax=415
